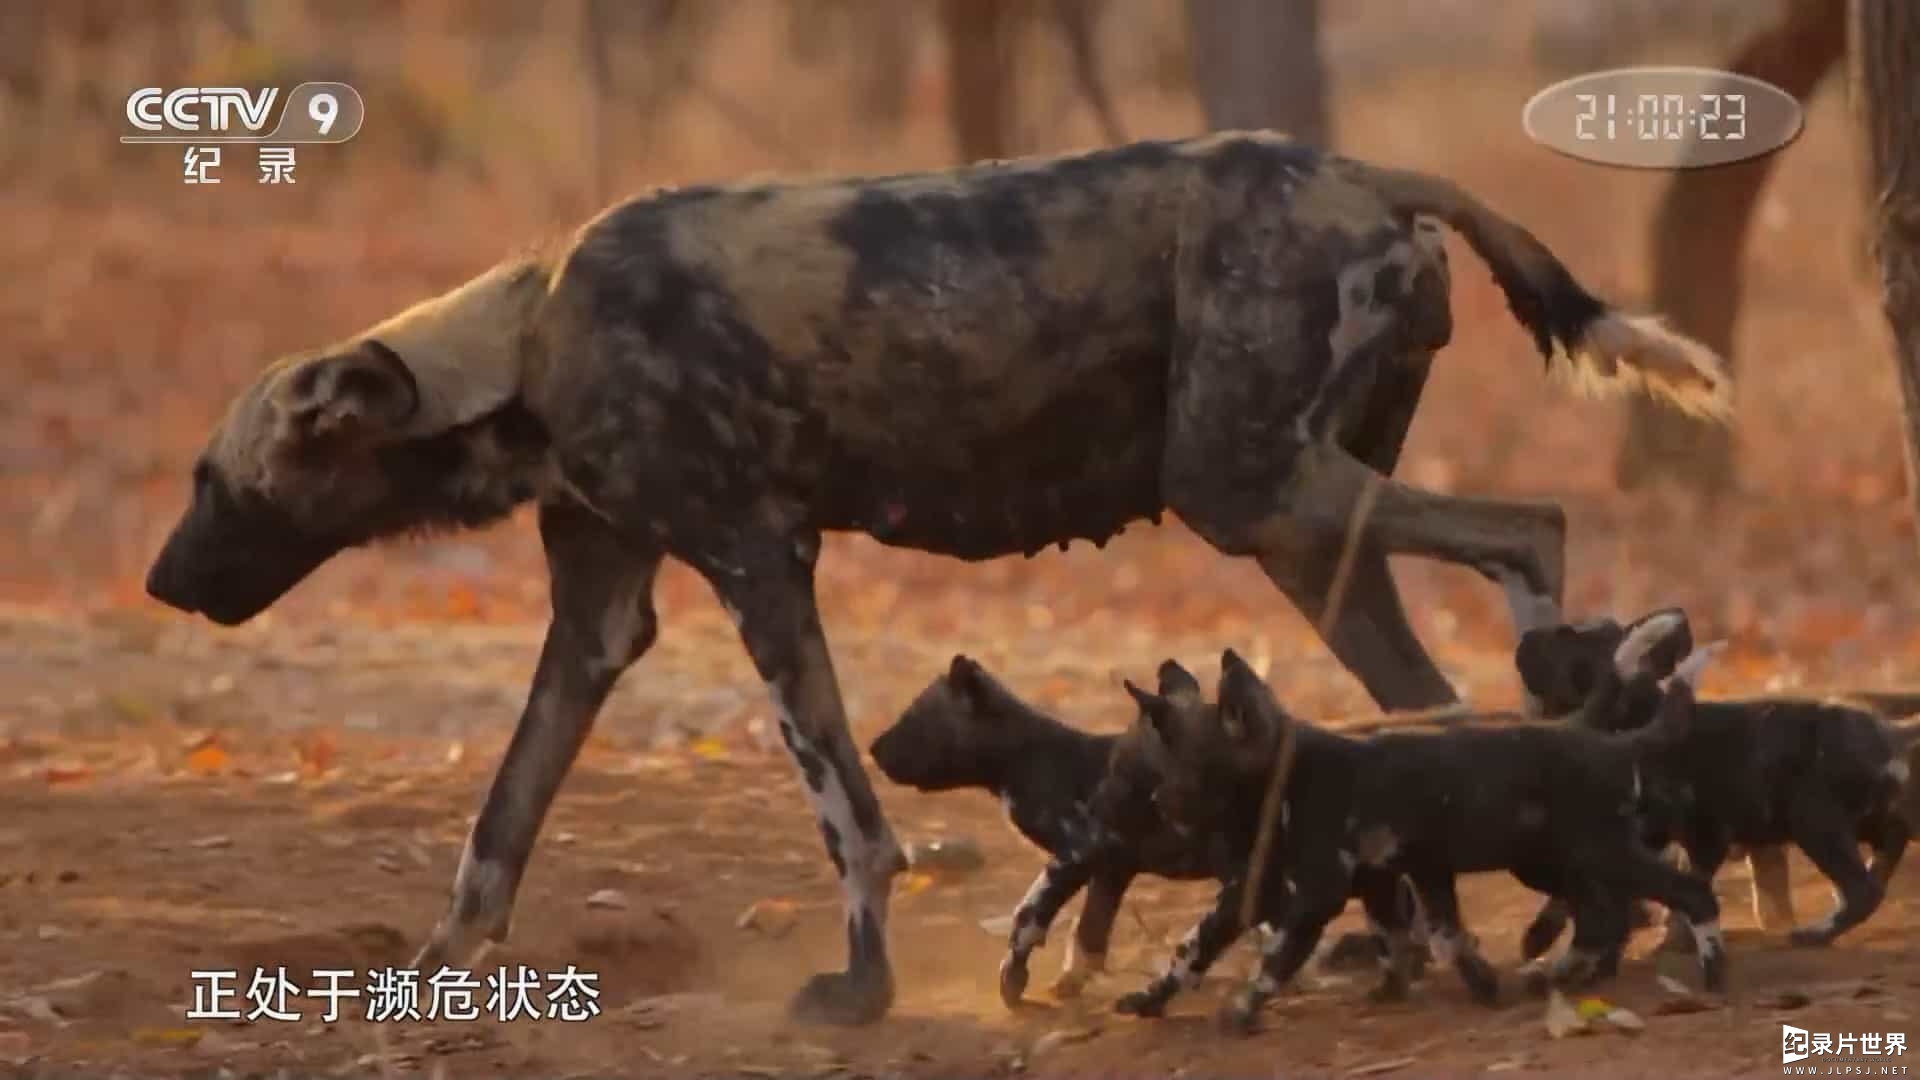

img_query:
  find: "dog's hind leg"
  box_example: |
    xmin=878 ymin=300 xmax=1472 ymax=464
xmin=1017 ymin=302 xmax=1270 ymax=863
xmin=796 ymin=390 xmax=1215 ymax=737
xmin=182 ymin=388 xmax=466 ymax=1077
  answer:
xmin=1407 ymin=869 xmax=1499 ymax=1005
xmin=1611 ymin=845 xmax=1727 ymax=992
xmin=696 ymin=528 xmax=907 ymax=1025
xmin=1746 ymin=845 xmax=1798 ymax=931
xmin=413 ymin=502 xmax=662 ymax=976
xmin=1055 ymin=866 xmax=1131 ymax=999
xmin=1255 ymin=347 xmax=1460 ymax=713
xmin=1786 ymin=789 xmax=1887 ymax=948
xmin=1867 ymin=812 xmax=1911 ymax=887
xmin=1353 ymin=870 xmax=1420 ymax=1004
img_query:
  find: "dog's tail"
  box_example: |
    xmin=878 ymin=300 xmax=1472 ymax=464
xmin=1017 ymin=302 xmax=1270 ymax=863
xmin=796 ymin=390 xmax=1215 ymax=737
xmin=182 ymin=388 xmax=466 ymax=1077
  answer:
xmin=1342 ymin=160 xmax=1732 ymax=422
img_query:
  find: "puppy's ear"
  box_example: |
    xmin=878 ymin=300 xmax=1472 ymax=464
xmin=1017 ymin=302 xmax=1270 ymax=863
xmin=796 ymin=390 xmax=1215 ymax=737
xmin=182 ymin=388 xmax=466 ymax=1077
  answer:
xmin=948 ymin=654 xmax=983 ymax=692
xmin=1217 ymin=655 xmax=1282 ymax=746
xmin=1613 ymin=609 xmax=1693 ymax=680
xmin=1125 ymin=679 xmax=1178 ymax=749
xmin=1157 ymin=659 xmax=1202 ymax=702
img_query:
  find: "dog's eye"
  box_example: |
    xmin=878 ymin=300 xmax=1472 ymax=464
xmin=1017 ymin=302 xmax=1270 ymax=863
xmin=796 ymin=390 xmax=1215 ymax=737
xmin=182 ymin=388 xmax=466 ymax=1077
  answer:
xmin=191 ymin=462 xmax=212 ymax=491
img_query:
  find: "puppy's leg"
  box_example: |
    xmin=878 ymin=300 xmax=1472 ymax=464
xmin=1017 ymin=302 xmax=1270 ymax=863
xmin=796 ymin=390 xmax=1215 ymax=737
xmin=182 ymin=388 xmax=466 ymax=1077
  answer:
xmin=1520 ymin=897 xmax=1572 ymax=963
xmin=1000 ymin=859 xmax=1094 ymax=1009
xmin=1549 ymin=889 xmax=1631 ymax=993
xmin=1115 ymin=877 xmax=1266 ymax=1019
xmin=1613 ymin=846 xmax=1726 ymax=992
xmin=700 ymin=533 xmax=907 ymax=1025
xmin=414 ymin=505 xmax=661 ymax=976
xmin=1785 ymin=789 xmax=1886 ymax=947
xmin=1219 ymin=872 xmax=1348 ymax=1036
xmin=1867 ymin=812 xmax=1911 ymax=887
xmin=1351 ymin=870 xmax=1416 ymax=1004
xmin=1746 ymin=845 xmax=1797 ymax=931
xmin=1409 ymin=870 xmax=1499 ymax=1006
xmin=1656 ymin=833 xmax=1729 ymax=953
xmin=1055 ymin=866 xmax=1131 ymax=999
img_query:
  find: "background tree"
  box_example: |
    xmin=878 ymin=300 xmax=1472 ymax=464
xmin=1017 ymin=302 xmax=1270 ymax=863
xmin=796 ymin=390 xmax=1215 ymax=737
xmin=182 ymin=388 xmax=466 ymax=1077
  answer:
xmin=1181 ymin=0 xmax=1329 ymax=144
xmin=1853 ymin=0 xmax=1920 ymax=557
xmin=1614 ymin=0 xmax=1847 ymax=499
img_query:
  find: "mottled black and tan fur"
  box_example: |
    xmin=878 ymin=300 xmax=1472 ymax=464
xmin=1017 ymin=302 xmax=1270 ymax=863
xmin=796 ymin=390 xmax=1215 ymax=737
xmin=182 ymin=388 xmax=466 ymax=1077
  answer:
xmin=144 ymin=131 xmax=1730 ymax=1026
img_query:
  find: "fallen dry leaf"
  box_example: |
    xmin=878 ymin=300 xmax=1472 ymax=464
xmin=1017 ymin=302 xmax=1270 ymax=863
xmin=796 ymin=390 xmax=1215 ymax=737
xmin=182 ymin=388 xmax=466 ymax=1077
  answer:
xmin=736 ymin=898 xmax=798 ymax=938
xmin=687 ymin=736 xmax=729 ymax=762
xmin=1346 ymin=1056 xmax=1418 ymax=1077
xmin=1545 ymin=990 xmax=1591 ymax=1039
xmin=184 ymin=744 xmax=229 ymax=776
xmin=131 ymin=1026 xmax=203 ymax=1048
xmin=1605 ymin=1007 xmax=1646 ymax=1034
xmin=586 ymin=888 xmax=630 ymax=911
xmin=1030 ymin=1027 xmax=1101 ymax=1057
xmin=895 ymin=871 xmax=937 ymax=897
xmin=42 ymin=765 xmax=91 ymax=786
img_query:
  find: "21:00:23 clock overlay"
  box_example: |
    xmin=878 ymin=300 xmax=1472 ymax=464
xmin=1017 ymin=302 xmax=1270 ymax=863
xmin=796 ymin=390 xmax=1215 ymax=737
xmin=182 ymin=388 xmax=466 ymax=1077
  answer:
xmin=1523 ymin=66 xmax=1805 ymax=169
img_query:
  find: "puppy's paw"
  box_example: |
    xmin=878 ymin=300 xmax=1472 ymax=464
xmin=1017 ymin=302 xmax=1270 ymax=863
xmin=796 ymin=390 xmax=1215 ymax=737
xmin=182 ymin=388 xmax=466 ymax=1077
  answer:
xmin=997 ymin=954 xmax=1031 ymax=1011
xmin=1114 ymin=988 xmax=1167 ymax=1018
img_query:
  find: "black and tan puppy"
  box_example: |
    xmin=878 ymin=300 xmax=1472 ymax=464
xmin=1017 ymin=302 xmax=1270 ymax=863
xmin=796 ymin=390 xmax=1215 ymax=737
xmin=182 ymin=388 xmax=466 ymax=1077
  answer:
xmin=1518 ymin=609 xmax=1913 ymax=957
xmin=1102 ymin=649 xmax=1724 ymax=1034
xmin=870 ymin=655 xmax=1229 ymax=1003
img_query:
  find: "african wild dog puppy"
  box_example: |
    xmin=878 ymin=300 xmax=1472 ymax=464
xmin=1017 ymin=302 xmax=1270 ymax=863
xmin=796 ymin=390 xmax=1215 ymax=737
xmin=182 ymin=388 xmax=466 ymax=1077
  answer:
xmin=1103 ymin=648 xmax=1724 ymax=1035
xmin=1517 ymin=608 xmax=1914 ymax=960
xmin=143 ymin=130 xmax=1730 ymax=1025
xmin=1513 ymin=604 xmax=1797 ymax=940
xmin=868 ymin=655 xmax=1233 ymax=1004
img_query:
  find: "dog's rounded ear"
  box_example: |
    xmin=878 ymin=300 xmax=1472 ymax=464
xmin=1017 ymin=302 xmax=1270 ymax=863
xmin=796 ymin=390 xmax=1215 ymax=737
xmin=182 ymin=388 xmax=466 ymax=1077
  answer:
xmin=1515 ymin=625 xmax=1596 ymax=712
xmin=277 ymin=342 xmax=420 ymax=446
xmin=1157 ymin=659 xmax=1201 ymax=702
xmin=1125 ymin=679 xmax=1177 ymax=748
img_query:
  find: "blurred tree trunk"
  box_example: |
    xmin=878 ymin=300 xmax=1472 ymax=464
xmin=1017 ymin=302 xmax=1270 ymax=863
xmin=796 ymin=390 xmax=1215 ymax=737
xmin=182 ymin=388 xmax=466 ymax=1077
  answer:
xmin=937 ymin=0 xmax=1124 ymax=163
xmin=1615 ymin=0 xmax=1846 ymax=498
xmin=1852 ymin=0 xmax=1920 ymax=557
xmin=938 ymin=0 xmax=1017 ymax=162
xmin=1182 ymin=0 xmax=1328 ymax=144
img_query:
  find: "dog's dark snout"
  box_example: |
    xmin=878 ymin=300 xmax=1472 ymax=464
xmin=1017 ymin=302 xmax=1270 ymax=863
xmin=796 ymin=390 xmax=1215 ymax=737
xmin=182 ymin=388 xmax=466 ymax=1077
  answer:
xmin=144 ymin=548 xmax=195 ymax=613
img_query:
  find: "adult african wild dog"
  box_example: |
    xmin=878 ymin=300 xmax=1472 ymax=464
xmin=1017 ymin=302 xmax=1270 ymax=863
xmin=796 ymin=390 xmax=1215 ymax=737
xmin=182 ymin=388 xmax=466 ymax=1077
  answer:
xmin=143 ymin=131 xmax=1731 ymax=1025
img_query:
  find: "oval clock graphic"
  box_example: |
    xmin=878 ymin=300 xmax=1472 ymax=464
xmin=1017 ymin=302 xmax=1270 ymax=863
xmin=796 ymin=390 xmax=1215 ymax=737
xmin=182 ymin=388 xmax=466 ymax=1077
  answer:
xmin=1522 ymin=66 xmax=1804 ymax=169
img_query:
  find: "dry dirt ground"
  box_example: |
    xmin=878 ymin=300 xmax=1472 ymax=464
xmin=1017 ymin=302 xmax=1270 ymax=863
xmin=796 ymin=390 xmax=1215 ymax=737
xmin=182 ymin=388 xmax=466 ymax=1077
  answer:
xmin=11 ymin=7 xmax=1920 ymax=1077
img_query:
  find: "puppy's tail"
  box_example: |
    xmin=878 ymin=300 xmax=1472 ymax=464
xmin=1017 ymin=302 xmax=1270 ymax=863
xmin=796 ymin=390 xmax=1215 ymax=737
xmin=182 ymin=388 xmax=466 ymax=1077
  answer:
xmin=1343 ymin=160 xmax=1733 ymax=422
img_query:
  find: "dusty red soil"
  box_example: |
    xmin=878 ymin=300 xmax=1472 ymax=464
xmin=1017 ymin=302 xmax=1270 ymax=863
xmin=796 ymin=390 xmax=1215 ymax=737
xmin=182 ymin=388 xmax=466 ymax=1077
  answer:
xmin=9 ymin=7 xmax=1920 ymax=1077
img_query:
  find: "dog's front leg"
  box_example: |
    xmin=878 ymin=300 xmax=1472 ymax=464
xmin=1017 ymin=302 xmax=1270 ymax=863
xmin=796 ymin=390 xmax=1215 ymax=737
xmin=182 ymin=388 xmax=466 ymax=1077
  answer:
xmin=999 ymin=857 xmax=1096 ymax=1008
xmin=698 ymin=529 xmax=906 ymax=1026
xmin=413 ymin=502 xmax=662 ymax=975
xmin=1114 ymin=876 xmax=1257 ymax=1019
